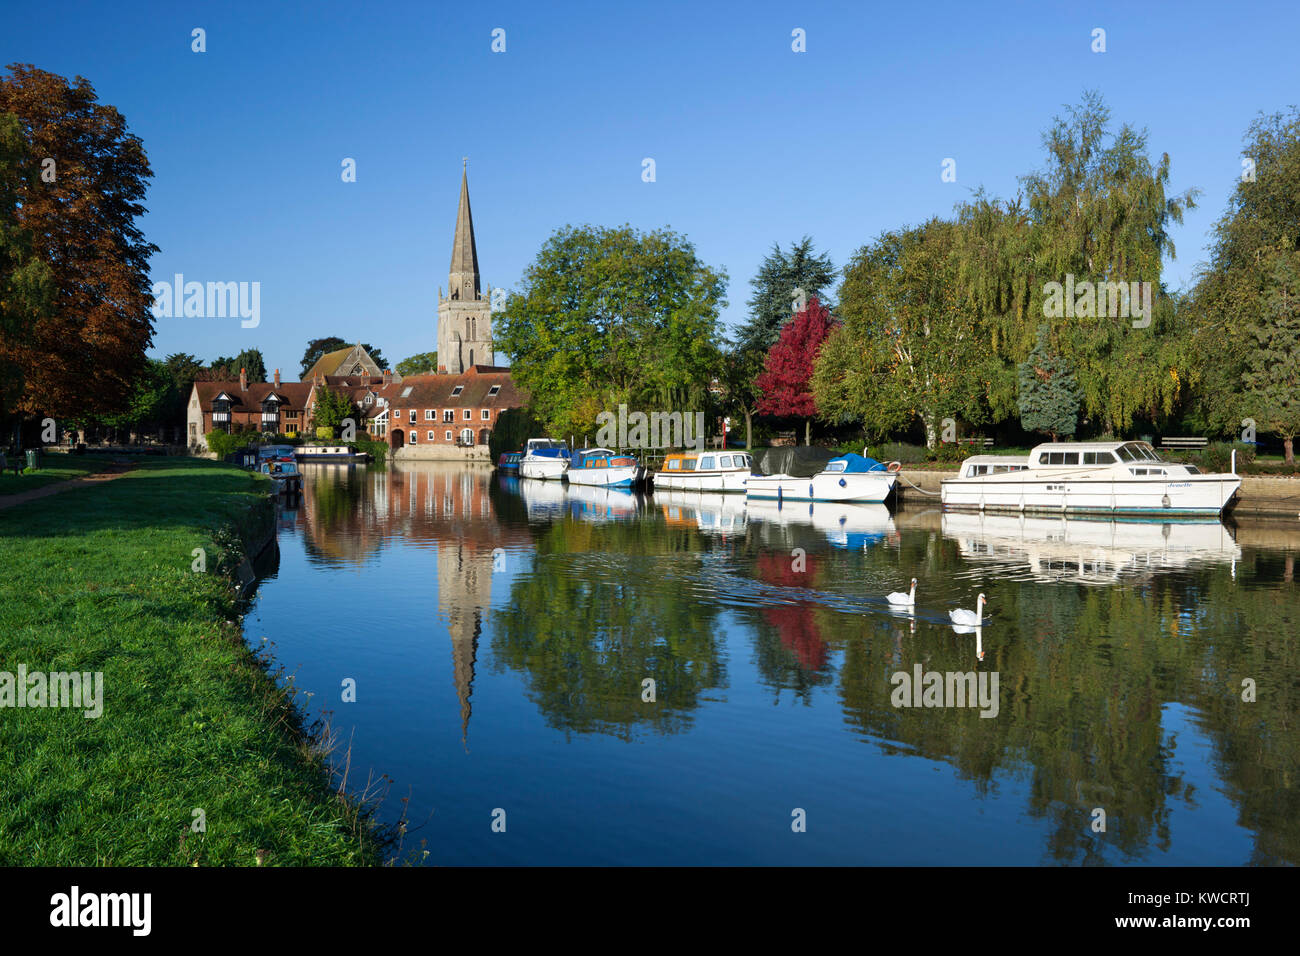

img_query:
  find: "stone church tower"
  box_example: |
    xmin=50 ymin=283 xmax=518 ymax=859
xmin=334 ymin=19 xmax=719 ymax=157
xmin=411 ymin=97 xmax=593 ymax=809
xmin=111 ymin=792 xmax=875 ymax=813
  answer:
xmin=437 ymin=163 xmax=493 ymax=374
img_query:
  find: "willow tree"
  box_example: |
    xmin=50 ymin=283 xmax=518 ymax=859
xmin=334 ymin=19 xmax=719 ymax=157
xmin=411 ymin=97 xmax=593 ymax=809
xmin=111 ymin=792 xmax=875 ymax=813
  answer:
xmin=1017 ymin=91 xmax=1198 ymax=434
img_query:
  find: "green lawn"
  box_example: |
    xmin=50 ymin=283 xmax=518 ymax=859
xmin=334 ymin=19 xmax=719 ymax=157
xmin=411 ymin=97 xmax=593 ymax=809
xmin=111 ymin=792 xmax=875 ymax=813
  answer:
xmin=0 ymin=451 xmax=119 ymax=495
xmin=0 ymin=457 xmax=382 ymax=865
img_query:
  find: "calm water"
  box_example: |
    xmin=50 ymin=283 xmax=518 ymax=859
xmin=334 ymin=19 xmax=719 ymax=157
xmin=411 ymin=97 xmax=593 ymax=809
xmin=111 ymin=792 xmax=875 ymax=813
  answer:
xmin=243 ymin=462 xmax=1300 ymax=866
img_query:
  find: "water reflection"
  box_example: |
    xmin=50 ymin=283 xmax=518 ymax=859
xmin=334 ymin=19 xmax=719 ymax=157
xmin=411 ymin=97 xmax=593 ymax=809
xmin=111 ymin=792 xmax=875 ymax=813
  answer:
xmin=245 ymin=461 xmax=1300 ymax=865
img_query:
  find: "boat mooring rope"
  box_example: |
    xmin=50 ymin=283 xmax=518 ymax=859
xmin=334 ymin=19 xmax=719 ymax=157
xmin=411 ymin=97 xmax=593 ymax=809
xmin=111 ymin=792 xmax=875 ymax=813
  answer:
xmin=895 ymin=472 xmax=942 ymax=497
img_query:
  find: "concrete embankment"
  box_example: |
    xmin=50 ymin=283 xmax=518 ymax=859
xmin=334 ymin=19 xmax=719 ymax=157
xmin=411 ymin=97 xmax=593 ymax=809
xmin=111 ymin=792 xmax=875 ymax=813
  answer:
xmin=893 ymin=469 xmax=1300 ymax=520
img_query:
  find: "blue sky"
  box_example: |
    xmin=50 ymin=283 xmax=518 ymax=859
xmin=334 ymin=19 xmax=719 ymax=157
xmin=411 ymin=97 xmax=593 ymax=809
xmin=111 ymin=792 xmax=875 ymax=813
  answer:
xmin=4 ymin=0 xmax=1297 ymax=378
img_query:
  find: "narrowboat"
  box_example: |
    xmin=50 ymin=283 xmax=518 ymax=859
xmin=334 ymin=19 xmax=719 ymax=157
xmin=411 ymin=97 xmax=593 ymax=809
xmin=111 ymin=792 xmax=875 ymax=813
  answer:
xmin=566 ymin=448 xmax=641 ymax=487
xmin=296 ymin=445 xmax=369 ymax=463
xmin=940 ymin=440 xmax=1241 ymax=516
xmin=652 ymin=450 xmax=753 ymax=492
xmin=497 ymin=451 xmax=522 ymax=473
xmin=746 ymin=452 xmax=899 ymax=503
xmin=520 ymin=438 xmax=571 ymax=480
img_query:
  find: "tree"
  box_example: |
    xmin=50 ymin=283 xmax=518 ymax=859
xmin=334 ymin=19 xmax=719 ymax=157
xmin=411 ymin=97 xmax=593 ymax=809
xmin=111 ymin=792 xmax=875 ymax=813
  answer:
xmin=1018 ymin=326 xmax=1082 ymax=440
xmin=1191 ymin=107 xmax=1300 ymax=436
xmin=99 ymin=357 xmax=172 ymax=438
xmin=204 ymin=349 xmax=266 ymax=382
xmin=0 ymin=65 xmax=157 ymax=422
xmin=312 ymin=383 xmax=357 ymax=433
xmin=300 ymin=336 xmax=385 ymax=377
xmin=396 ymin=351 xmax=438 ymax=376
xmin=755 ymin=296 xmax=837 ymax=445
xmin=1243 ymin=255 xmax=1300 ymax=464
xmin=737 ymin=237 xmax=837 ymax=354
xmin=496 ymin=224 xmax=727 ymax=439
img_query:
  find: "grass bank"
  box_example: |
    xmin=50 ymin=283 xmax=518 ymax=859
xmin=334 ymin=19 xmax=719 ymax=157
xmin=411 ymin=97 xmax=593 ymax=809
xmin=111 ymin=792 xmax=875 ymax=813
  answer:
xmin=0 ymin=457 xmax=383 ymax=865
xmin=0 ymin=452 xmax=118 ymax=495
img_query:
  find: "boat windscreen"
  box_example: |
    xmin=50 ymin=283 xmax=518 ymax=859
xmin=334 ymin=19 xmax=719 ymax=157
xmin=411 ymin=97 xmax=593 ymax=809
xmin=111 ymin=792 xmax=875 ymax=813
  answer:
xmin=1115 ymin=445 xmax=1137 ymax=462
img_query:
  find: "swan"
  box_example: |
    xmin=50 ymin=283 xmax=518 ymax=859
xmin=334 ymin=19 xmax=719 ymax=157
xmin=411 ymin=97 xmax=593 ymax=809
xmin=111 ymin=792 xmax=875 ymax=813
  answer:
xmin=887 ymin=577 xmax=917 ymax=608
xmin=949 ymin=593 xmax=986 ymax=627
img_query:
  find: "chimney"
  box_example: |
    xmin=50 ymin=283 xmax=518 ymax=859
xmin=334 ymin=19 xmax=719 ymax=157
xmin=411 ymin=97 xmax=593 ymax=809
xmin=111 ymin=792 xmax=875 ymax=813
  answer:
xmin=274 ymin=368 xmax=280 ymax=388
xmin=239 ymin=367 xmax=247 ymax=392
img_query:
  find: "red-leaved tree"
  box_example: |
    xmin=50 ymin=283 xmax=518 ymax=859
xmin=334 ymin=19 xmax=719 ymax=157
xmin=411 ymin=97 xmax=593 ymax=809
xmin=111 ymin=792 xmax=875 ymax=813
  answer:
xmin=755 ymin=296 xmax=837 ymax=445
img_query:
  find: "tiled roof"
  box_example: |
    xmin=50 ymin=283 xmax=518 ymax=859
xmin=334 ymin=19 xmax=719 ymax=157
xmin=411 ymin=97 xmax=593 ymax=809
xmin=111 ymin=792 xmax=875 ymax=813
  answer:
xmin=193 ymin=381 xmax=313 ymax=411
xmin=382 ymin=367 xmax=525 ymax=409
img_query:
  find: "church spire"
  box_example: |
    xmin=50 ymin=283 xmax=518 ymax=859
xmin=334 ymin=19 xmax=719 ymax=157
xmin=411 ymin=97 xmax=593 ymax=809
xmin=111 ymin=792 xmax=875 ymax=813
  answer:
xmin=448 ymin=160 xmax=480 ymax=301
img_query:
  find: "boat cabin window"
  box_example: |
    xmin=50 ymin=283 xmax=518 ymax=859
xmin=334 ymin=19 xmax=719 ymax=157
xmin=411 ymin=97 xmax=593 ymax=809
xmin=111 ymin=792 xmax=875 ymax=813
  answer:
xmin=719 ymin=455 xmax=732 ymax=467
xmin=825 ymin=460 xmax=848 ymax=473
xmin=1114 ymin=445 xmax=1138 ymax=462
xmin=991 ymin=464 xmax=1024 ymax=474
xmin=1039 ymin=451 xmax=1080 ymax=465
xmin=969 ymin=464 xmax=989 ymax=476
xmin=700 ymin=456 xmax=716 ymax=469
xmin=683 ymin=459 xmax=697 ymax=471
xmin=1129 ymin=467 xmax=1166 ymax=476
xmin=1082 ymin=451 xmax=1117 ymax=465
xmin=667 ymin=459 xmax=681 ymax=470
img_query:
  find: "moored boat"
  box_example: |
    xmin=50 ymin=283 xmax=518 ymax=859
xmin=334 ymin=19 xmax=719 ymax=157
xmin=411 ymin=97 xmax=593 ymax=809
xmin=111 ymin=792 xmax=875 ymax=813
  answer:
xmin=940 ymin=440 xmax=1241 ymax=516
xmin=497 ymin=451 xmax=522 ymax=473
xmin=565 ymin=448 xmax=641 ymax=487
xmin=259 ymin=455 xmax=303 ymax=495
xmin=652 ymin=450 xmax=753 ymax=492
xmin=520 ymin=438 xmax=571 ymax=480
xmin=296 ymin=445 xmax=369 ymax=463
xmin=746 ymin=452 xmax=899 ymax=503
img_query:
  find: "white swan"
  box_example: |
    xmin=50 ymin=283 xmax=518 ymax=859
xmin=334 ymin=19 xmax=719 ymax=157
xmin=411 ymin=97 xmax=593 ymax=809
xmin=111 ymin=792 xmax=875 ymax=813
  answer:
xmin=949 ymin=593 xmax=986 ymax=627
xmin=887 ymin=578 xmax=917 ymax=608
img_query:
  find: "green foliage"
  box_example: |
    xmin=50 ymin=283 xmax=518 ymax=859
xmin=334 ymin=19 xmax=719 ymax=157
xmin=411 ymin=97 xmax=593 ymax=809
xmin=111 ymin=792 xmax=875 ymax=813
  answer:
xmin=316 ymin=425 xmax=335 ymax=440
xmin=1018 ymin=326 xmax=1082 ymax=439
xmin=209 ymin=349 xmax=267 ymax=383
xmin=312 ymin=384 xmax=357 ymax=431
xmin=489 ymin=405 xmax=542 ymax=459
xmin=868 ymin=441 xmax=928 ymax=464
xmin=1196 ymin=441 xmax=1256 ymax=474
xmin=396 ymin=351 xmax=438 ymax=376
xmin=1242 ymin=255 xmax=1300 ymax=458
xmin=496 ymin=223 xmax=727 ymax=438
xmin=299 ymin=337 xmax=385 ymax=377
xmin=204 ymin=429 xmax=255 ymax=458
xmin=737 ymin=237 xmax=837 ymax=354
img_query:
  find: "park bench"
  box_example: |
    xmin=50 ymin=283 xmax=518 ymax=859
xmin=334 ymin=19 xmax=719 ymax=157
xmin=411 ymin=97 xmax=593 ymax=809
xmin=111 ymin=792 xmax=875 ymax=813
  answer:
xmin=0 ymin=452 xmax=21 ymax=477
xmin=954 ymin=437 xmax=996 ymax=447
xmin=1159 ymin=437 xmax=1208 ymax=449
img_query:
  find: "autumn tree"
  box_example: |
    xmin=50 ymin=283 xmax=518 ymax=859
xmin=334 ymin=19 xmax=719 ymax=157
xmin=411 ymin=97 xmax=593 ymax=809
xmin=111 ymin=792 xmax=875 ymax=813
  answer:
xmin=0 ymin=65 xmax=157 ymax=425
xmin=755 ymin=296 xmax=837 ymax=446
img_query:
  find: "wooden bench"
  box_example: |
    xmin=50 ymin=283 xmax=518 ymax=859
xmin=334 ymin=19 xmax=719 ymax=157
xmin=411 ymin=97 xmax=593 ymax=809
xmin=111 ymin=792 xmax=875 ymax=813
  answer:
xmin=953 ymin=438 xmax=995 ymax=447
xmin=1159 ymin=437 xmax=1208 ymax=449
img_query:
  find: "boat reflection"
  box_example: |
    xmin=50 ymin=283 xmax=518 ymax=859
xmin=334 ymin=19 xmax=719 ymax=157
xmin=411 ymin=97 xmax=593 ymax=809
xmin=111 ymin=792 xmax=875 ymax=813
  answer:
xmin=746 ymin=499 xmax=897 ymax=550
xmin=653 ymin=489 xmax=747 ymax=535
xmin=941 ymin=512 xmax=1241 ymax=584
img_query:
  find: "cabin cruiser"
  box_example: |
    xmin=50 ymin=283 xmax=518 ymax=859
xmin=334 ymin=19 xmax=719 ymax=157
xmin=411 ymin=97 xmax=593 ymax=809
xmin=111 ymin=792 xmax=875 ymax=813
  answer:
xmin=746 ymin=452 xmax=900 ymax=504
xmin=259 ymin=455 xmax=303 ymax=495
xmin=520 ymin=438 xmax=571 ymax=480
xmin=941 ymin=440 xmax=1241 ymax=516
xmin=566 ymin=448 xmax=641 ymax=487
xmin=496 ymin=451 xmax=522 ymax=473
xmin=653 ymin=451 xmax=753 ymax=492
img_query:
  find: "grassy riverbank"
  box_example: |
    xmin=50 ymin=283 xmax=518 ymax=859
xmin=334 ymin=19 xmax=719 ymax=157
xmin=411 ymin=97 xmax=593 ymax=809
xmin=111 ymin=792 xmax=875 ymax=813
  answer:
xmin=0 ymin=452 xmax=118 ymax=495
xmin=0 ymin=457 xmax=383 ymax=865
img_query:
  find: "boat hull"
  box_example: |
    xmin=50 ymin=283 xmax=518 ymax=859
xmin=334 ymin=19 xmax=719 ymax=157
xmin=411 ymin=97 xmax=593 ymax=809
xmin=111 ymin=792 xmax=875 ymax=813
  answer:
xmin=520 ymin=456 xmax=568 ymax=480
xmin=652 ymin=468 xmax=750 ymax=493
xmin=940 ymin=475 xmax=1241 ymax=516
xmin=746 ymin=472 xmax=896 ymax=503
xmin=565 ymin=465 xmax=638 ymax=487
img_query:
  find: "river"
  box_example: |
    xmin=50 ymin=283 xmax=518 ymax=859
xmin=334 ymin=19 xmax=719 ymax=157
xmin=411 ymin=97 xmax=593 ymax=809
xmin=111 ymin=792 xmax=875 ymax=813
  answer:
xmin=242 ymin=461 xmax=1299 ymax=865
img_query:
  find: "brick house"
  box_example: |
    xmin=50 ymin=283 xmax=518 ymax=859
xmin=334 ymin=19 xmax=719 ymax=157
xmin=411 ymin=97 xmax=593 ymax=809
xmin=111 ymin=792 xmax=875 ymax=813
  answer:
xmin=381 ymin=365 xmax=525 ymax=459
xmin=186 ymin=368 xmax=313 ymax=452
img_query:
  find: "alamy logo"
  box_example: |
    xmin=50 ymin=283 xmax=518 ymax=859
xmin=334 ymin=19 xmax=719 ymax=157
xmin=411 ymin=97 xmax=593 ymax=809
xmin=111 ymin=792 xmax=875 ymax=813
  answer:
xmin=595 ymin=403 xmax=706 ymax=451
xmin=150 ymin=273 xmax=260 ymax=328
xmin=1042 ymin=274 xmax=1153 ymax=328
xmin=0 ymin=666 xmax=103 ymax=718
xmin=50 ymin=886 xmax=150 ymax=936
xmin=890 ymin=665 xmax=999 ymax=718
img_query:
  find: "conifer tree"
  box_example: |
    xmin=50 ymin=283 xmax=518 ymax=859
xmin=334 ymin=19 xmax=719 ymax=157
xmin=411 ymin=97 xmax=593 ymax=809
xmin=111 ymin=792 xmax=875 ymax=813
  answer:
xmin=1018 ymin=326 xmax=1081 ymax=441
xmin=1243 ymin=255 xmax=1300 ymax=464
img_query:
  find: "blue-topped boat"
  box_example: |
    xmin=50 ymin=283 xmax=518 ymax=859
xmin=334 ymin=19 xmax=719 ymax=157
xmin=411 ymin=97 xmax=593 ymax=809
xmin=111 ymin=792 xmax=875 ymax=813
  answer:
xmin=746 ymin=451 xmax=900 ymax=503
xmin=497 ymin=451 xmax=522 ymax=473
xmin=566 ymin=447 xmax=641 ymax=487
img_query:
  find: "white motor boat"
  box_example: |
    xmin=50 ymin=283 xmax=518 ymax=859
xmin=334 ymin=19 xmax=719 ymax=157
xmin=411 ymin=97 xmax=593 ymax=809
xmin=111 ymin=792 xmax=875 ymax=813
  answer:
xmin=652 ymin=450 xmax=753 ymax=492
xmin=746 ymin=452 xmax=899 ymax=504
xmin=519 ymin=438 xmax=571 ymax=480
xmin=941 ymin=440 xmax=1241 ymax=516
xmin=565 ymin=448 xmax=641 ymax=487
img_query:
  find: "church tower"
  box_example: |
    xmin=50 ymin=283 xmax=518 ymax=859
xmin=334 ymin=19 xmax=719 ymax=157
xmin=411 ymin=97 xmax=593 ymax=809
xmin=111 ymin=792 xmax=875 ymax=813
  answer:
xmin=437 ymin=163 xmax=493 ymax=374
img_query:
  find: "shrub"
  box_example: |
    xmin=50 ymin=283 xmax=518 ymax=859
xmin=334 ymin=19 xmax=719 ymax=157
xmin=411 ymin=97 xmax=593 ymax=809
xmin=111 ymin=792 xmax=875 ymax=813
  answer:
xmin=205 ymin=430 xmax=255 ymax=458
xmin=870 ymin=441 xmax=927 ymax=464
xmin=316 ymin=426 xmax=335 ymax=440
xmin=1197 ymin=441 xmax=1256 ymax=474
xmin=927 ymin=442 xmax=966 ymax=464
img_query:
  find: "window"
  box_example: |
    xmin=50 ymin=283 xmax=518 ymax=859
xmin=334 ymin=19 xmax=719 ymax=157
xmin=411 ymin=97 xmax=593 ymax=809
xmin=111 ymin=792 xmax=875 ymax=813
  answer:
xmin=487 ymin=385 xmax=500 ymax=397
xmin=364 ymin=394 xmax=373 ymax=406
xmin=1115 ymin=445 xmax=1137 ymax=462
xmin=1038 ymin=453 xmax=1048 ymax=464
xmin=408 ymin=410 xmax=416 ymax=423
xmin=1082 ymin=451 xmax=1116 ymax=465
xmin=700 ymin=456 xmax=716 ymax=469
xmin=428 ymin=431 xmax=435 ymax=442
xmin=481 ymin=409 xmax=490 ymax=420
xmin=425 ymin=409 xmax=435 ymax=421
xmin=461 ymin=429 xmax=474 ymax=445
xmin=667 ymin=459 xmax=681 ymax=471
xmin=971 ymin=464 xmax=989 ymax=476
xmin=683 ymin=459 xmax=697 ymax=471
xmin=450 ymin=386 xmax=463 ymax=397
xmin=719 ymin=455 xmax=732 ymax=467
xmin=410 ymin=431 xmax=418 ymax=444
xmin=400 ymin=386 xmax=413 ymax=398
xmin=1044 ymin=451 xmax=1080 ymax=465
xmin=443 ymin=409 xmax=454 ymax=423
xmin=445 ymin=430 xmax=452 ymax=441
xmin=1063 ymin=453 xmax=1079 ymax=465
xmin=463 ymin=409 xmax=471 ymax=420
